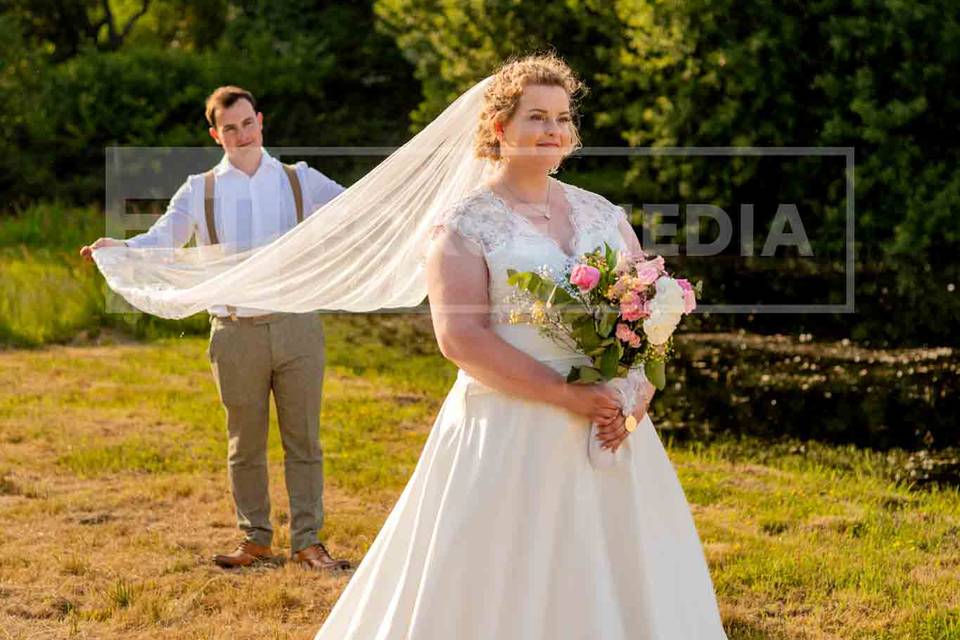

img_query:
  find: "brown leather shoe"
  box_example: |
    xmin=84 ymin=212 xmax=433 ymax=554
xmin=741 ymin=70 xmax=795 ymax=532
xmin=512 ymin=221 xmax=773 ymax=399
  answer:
xmin=213 ymin=540 xmax=274 ymax=569
xmin=292 ymin=542 xmax=352 ymax=572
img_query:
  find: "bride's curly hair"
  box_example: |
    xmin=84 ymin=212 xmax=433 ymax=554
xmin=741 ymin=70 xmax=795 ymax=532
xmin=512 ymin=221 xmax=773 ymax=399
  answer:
xmin=475 ymin=52 xmax=587 ymax=164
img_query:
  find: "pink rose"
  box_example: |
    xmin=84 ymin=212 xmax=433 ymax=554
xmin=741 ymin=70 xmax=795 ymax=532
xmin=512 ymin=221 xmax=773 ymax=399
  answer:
xmin=677 ymin=278 xmax=693 ymax=292
xmin=651 ymin=255 xmax=666 ymax=273
xmin=569 ymin=264 xmax=601 ymax=292
xmin=636 ymin=262 xmax=660 ymax=286
xmin=619 ymin=291 xmax=651 ymax=322
xmin=615 ymin=323 xmax=643 ymax=348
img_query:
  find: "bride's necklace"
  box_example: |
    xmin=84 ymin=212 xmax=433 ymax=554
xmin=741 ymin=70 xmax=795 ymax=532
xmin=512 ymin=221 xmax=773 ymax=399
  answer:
xmin=501 ymin=180 xmax=552 ymax=220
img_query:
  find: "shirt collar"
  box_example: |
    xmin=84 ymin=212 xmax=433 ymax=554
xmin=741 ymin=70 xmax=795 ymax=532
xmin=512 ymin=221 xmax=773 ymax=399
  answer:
xmin=213 ymin=147 xmax=278 ymax=178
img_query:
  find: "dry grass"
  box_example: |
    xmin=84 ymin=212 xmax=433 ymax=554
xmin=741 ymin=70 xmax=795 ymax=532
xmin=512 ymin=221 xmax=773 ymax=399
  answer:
xmin=1 ymin=317 xmax=959 ymax=639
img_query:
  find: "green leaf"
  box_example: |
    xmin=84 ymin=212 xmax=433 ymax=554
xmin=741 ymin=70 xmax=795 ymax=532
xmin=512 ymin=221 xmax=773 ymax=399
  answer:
xmin=534 ymin=279 xmax=556 ymax=302
xmin=599 ymin=345 xmax=620 ymax=379
xmin=506 ymin=271 xmax=534 ymax=290
xmin=509 ymin=271 xmax=564 ymax=304
xmin=598 ymin=310 xmax=619 ymax=337
xmin=646 ymin=359 xmax=666 ymax=390
xmin=568 ymin=366 xmax=603 ymax=384
xmin=604 ymin=242 xmax=616 ymax=268
xmin=560 ymin=309 xmax=586 ymax=326
xmin=549 ymin=285 xmax=575 ymax=304
xmin=573 ymin=318 xmax=601 ymax=351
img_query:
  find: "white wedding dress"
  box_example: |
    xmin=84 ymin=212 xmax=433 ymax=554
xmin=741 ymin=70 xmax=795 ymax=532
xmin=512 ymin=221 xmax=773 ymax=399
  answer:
xmin=315 ymin=181 xmax=728 ymax=639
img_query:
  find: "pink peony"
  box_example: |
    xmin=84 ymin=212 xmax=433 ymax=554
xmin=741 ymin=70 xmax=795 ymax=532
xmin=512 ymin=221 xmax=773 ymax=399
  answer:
xmin=569 ymin=264 xmax=601 ymax=292
xmin=615 ymin=323 xmax=643 ymax=348
xmin=677 ymin=279 xmax=697 ymax=313
xmin=636 ymin=262 xmax=660 ymax=286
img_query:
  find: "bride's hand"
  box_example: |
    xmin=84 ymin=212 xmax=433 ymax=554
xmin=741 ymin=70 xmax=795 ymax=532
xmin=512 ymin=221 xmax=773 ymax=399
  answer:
xmin=562 ymin=383 xmax=621 ymax=425
xmin=600 ymin=380 xmax=657 ymax=453
xmin=595 ymin=412 xmax=627 ymax=451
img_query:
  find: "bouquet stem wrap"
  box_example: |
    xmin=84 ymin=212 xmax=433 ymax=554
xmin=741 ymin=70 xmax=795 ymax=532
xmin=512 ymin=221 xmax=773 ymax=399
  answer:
xmin=588 ymin=367 xmax=649 ymax=469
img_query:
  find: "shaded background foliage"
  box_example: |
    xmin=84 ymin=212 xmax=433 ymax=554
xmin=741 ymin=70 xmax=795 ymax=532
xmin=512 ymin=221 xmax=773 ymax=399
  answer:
xmin=1 ymin=0 xmax=958 ymax=346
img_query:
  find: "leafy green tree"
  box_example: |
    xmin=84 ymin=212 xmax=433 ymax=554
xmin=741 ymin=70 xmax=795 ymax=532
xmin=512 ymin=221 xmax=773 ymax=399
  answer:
xmin=0 ymin=1 xmax=419 ymax=204
xmin=0 ymin=0 xmax=154 ymax=61
xmin=376 ymin=0 xmax=960 ymax=258
xmin=604 ymin=0 xmax=960 ymax=260
xmin=375 ymin=0 xmax=624 ymax=137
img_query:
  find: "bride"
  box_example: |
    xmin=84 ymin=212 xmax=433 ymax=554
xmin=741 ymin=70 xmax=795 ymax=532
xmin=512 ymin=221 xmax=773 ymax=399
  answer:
xmin=90 ymin=52 xmax=728 ymax=639
xmin=311 ymin=54 xmax=728 ymax=639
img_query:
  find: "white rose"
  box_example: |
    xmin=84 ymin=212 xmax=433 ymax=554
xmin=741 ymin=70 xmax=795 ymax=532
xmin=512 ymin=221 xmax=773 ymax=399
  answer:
xmin=642 ymin=278 xmax=684 ymax=345
xmin=653 ymin=277 xmax=685 ymax=312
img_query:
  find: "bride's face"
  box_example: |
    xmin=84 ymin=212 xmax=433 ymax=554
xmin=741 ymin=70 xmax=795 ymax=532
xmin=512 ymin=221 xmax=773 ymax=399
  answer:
xmin=497 ymin=84 xmax=574 ymax=171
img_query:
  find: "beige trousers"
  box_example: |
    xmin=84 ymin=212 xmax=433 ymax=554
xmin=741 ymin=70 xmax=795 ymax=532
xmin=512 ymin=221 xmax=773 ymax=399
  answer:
xmin=207 ymin=312 xmax=325 ymax=552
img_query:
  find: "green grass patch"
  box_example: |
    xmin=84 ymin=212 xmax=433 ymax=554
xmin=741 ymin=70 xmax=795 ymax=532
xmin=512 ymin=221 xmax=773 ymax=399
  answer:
xmin=0 ymin=320 xmax=959 ymax=638
xmin=0 ymin=248 xmax=103 ymax=346
xmin=57 ymin=437 xmax=218 ymax=476
xmin=0 ymin=202 xmax=103 ymax=250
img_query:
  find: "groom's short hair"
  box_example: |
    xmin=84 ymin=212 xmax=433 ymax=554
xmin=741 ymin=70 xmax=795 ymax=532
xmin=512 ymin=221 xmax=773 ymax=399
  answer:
xmin=205 ymin=86 xmax=257 ymax=127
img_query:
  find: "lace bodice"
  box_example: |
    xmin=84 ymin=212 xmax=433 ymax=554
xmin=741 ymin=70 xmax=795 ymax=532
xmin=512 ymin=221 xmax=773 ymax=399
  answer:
xmin=434 ymin=180 xmax=630 ymax=327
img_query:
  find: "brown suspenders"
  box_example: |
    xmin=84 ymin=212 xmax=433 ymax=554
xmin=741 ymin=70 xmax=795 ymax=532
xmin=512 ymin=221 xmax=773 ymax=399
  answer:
xmin=203 ymin=163 xmax=304 ymax=245
xmin=203 ymin=163 xmax=304 ymax=318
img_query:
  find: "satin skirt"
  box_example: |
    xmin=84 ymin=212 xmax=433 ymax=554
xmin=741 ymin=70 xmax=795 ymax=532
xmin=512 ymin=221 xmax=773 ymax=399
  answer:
xmin=314 ymin=356 xmax=728 ymax=639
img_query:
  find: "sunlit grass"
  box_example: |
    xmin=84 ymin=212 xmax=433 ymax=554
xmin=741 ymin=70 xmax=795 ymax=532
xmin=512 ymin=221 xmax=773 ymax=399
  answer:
xmin=1 ymin=317 xmax=959 ymax=639
xmin=2 ymin=208 xmax=959 ymax=638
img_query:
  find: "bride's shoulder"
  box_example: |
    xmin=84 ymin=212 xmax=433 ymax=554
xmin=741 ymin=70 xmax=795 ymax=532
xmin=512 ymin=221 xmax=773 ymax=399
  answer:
xmin=558 ymin=180 xmax=628 ymax=226
xmin=432 ymin=186 xmax=510 ymax=252
xmin=560 ymin=180 xmax=619 ymax=211
xmin=442 ymin=186 xmax=502 ymax=223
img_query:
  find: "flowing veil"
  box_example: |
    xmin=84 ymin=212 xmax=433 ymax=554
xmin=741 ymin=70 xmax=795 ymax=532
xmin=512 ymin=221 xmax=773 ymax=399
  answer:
xmin=93 ymin=77 xmax=494 ymax=318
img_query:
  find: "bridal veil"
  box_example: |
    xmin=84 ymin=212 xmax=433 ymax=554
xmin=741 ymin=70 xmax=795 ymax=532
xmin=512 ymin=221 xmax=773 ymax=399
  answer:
xmin=93 ymin=77 xmax=493 ymax=318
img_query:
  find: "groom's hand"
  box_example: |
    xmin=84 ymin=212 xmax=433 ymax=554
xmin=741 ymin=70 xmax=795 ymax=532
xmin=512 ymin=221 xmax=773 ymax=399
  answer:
xmin=80 ymin=237 xmax=125 ymax=261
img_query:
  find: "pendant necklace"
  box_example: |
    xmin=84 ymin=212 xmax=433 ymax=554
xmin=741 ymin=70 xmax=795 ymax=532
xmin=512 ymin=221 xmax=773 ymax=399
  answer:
xmin=502 ymin=180 xmax=552 ymax=220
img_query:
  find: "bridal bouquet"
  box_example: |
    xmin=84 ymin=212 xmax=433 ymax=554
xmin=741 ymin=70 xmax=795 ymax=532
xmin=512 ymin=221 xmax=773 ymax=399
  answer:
xmin=507 ymin=244 xmax=701 ymax=468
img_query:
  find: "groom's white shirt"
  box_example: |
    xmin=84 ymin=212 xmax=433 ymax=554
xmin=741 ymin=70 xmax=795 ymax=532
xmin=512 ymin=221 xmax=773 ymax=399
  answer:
xmin=124 ymin=148 xmax=345 ymax=317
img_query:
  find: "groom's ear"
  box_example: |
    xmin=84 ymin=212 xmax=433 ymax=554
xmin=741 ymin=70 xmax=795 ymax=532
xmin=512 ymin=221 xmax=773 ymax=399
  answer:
xmin=209 ymin=126 xmax=221 ymax=145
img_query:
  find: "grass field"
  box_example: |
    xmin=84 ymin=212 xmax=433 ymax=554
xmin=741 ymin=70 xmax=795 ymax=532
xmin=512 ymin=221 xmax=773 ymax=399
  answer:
xmin=1 ymin=314 xmax=959 ymax=639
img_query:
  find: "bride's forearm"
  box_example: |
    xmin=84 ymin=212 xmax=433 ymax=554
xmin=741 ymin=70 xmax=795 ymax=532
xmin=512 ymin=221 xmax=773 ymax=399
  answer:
xmin=439 ymin=326 xmax=572 ymax=410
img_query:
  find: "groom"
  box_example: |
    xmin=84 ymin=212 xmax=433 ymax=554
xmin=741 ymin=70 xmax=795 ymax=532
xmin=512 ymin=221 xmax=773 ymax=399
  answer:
xmin=81 ymin=86 xmax=351 ymax=572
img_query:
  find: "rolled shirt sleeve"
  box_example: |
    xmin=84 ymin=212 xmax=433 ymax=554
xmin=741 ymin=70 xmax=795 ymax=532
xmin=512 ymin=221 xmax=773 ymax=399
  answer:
xmin=297 ymin=162 xmax=347 ymax=219
xmin=124 ymin=178 xmax=198 ymax=249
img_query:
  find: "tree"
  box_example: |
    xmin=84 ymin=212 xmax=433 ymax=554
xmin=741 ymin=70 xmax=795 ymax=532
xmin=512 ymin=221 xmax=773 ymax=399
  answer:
xmin=0 ymin=0 xmax=154 ymax=61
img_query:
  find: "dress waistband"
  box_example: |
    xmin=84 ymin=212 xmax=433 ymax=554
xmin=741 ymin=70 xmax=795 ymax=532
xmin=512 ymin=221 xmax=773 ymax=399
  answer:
xmin=455 ymin=353 xmax=590 ymax=396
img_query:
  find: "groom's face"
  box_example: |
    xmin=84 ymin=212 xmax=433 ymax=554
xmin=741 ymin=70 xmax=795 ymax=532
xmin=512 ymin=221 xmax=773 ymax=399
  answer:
xmin=209 ymin=98 xmax=264 ymax=163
